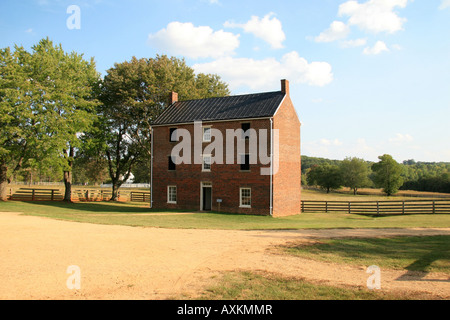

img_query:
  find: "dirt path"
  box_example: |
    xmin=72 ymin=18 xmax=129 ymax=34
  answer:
xmin=0 ymin=212 xmax=449 ymax=300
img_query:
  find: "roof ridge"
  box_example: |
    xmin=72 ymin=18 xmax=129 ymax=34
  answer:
xmin=174 ymin=90 xmax=282 ymax=104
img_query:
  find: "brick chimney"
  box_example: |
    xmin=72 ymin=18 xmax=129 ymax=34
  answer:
xmin=169 ymin=91 xmax=178 ymax=105
xmin=281 ymin=79 xmax=289 ymax=96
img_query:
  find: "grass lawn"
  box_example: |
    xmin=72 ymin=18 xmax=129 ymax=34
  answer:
xmin=284 ymin=236 xmax=450 ymax=274
xmin=0 ymin=200 xmax=450 ymax=230
xmin=194 ymin=271 xmax=438 ymax=300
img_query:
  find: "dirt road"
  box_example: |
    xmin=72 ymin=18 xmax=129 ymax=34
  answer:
xmin=1 ymin=212 xmax=449 ymax=300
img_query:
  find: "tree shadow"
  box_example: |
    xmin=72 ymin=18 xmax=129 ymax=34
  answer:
xmin=396 ymin=247 xmax=450 ymax=282
xmin=26 ymin=201 xmax=157 ymax=214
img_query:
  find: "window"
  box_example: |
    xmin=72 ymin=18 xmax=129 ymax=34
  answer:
xmin=168 ymin=156 xmax=176 ymax=171
xmin=240 ymin=154 xmax=250 ymax=171
xmin=169 ymin=128 xmax=177 ymax=142
xmin=240 ymin=188 xmax=251 ymax=208
xmin=241 ymin=123 xmax=250 ymax=139
xmin=203 ymin=127 xmax=211 ymax=142
xmin=202 ymin=155 xmax=211 ymax=172
xmin=167 ymin=186 xmax=177 ymax=204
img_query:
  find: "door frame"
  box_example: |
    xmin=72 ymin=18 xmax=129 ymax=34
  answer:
xmin=200 ymin=182 xmax=212 ymax=211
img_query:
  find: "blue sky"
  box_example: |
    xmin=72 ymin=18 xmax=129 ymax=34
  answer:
xmin=1 ymin=0 xmax=449 ymax=163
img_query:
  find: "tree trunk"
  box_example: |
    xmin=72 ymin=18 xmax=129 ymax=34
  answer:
xmin=63 ymin=147 xmax=74 ymax=202
xmin=0 ymin=163 xmax=9 ymax=201
xmin=110 ymin=181 xmax=120 ymax=201
xmin=63 ymin=170 xmax=72 ymax=202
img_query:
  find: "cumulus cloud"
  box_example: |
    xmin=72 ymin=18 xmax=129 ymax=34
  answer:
xmin=363 ymin=41 xmax=389 ymax=55
xmin=148 ymin=22 xmax=240 ymax=59
xmin=315 ymin=21 xmax=350 ymax=43
xmin=439 ymin=0 xmax=450 ymax=9
xmin=389 ymin=133 xmax=414 ymax=143
xmin=224 ymin=13 xmax=286 ymax=49
xmin=338 ymin=0 xmax=408 ymax=34
xmin=320 ymin=138 xmax=343 ymax=146
xmin=193 ymin=51 xmax=333 ymax=90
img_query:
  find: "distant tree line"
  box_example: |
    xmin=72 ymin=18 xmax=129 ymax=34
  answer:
xmin=302 ymin=155 xmax=450 ymax=196
xmin=0 ymin=38 xmax=230 ymax=201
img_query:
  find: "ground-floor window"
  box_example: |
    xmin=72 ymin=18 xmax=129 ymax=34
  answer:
xmin=239 ymin=187 xmax=251 ymax=208
xmin=167 ymin=186 xmax=177 ymax=204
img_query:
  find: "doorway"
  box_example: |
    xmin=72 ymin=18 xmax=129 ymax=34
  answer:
xmin=201 ymin=182 xmax=212 ymax=211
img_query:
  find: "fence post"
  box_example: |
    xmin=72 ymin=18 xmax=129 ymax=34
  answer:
xmin=51 ymin=190 xmax=54 ymax=201
xmin=301 ymin=201 xmax=304 ymax=213
xmin=402 ymin=201 xmax=405 ymax=214
xmin=432 ymin=201 xmax=435 ymax=214
xmin=32 ymin=189 xmax=35 ymax=201
xmin=325 ymin=201 xmax=328 ymax=213
xmin=348 ymin=202 xmax=351 ymax=214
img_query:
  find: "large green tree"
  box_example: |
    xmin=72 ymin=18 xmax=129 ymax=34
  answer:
xmin=98 ymin=55 xmax=230 ymax=201
xmin=29 ymin=39 xmax=100 ymax=201
xmin=371 ymin=154 xmax=404 ymax=196
xmin=340 ymin=157 xmax=370 ymax=195
xmin=0 ymin=45 xmax=40 ymax=200
xmin=0 ymin=38 xmax=100 ymax=201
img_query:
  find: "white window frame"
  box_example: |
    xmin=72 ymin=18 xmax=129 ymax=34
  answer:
xmin=239 ymin=187 xmax=251 ymax=208
xmin=167 ymin=185 xmax=177 ymax=204
xmin=203 ymin=126 xmax=211 ymax=142
xmin=202 ymin=154 xmax=212 ymax=172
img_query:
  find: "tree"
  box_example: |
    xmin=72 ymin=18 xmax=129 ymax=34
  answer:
xmin=27 ymin=38 xmax=100 ymax=201
xmin=371 ymin=154 xmax=404 ymax=196
xmin=0 ymin=46 xmax=33 ymax=200
xmin=98 ymin=55 xmax=230 ymax=201
xmin=307 ymin=164 xmax=343 ymax=193
xmin=340 ymin=157 xmax=370 ymax=195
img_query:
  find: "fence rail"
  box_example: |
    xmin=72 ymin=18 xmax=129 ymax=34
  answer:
xmin=7 ymin=188 xmax=150 ymax=203
xmin=301 ymin=200 xmax=450 ymax=215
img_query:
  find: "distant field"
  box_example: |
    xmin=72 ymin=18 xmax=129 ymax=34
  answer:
xmin=301 ymin=188 xmax=450 ymax=201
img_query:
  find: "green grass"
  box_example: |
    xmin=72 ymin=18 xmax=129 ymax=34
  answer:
xmin=1 ymin=200 xmax=450 ymax=230
xmin=194 ymin=271 xmax=437 ymax=300
xmin=285 ymin=236 xmax=450 ymax=273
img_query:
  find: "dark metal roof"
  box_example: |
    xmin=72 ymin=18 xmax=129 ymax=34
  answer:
xmin=152 ymin=91 xmax=285 ymax=126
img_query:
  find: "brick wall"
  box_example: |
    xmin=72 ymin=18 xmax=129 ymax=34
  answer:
xmin=152 ymin=119 xmax=272 ymax=215
xmin=272 ymin=94 xmax=302 ymax=217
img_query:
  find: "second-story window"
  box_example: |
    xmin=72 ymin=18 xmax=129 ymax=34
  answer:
xmin=202 ymin=155 xmax=211 ymax=172
xmin=241 ymin=123 xmax=250 ymax=140
xmin=169 ymin=128 xmax=177 ymax=142
xmin=203 ymin=127 xmax=211 ymax=142
xmin=168 ymin=156 xmax=176 ymax=171
xmin=240 ymin=154 xmax=250 ymax=171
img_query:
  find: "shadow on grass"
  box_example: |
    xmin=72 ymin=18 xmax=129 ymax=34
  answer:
xmin=24 ymin=201 xmax=168 ymax=214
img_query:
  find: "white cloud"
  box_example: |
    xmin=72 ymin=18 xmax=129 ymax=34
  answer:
xmin=363 ymin=41 xmax=389 ymax=55
xmin=439 ymin=0 xmax=450 ymax=9
xmin=340 ymin=38 xmax=367 ymax=48
xmin=320 ymin=138 xmax=343 ymax=146
xmin=193 ymin=51 xmax=333 ymax=90
xmin=389 ymin=133 xmax=414 ymax=143
xmin=338 ymin=0 xmax=408 ymax=34
xmin=224 ymin=13 xmax=286 ymax=49
xmin=148 ymin=22 xmax=240 ymax=59
xmin=315 ymin=21 xmax=350 ymax=43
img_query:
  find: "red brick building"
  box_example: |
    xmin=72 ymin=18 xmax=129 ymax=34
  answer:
xmin=151 ymin=80 xmax=301 ymax=217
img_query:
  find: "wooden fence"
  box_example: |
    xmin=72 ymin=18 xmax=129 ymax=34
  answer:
xmin=301 ymin=200 xmax=450 ymax=215
xmin=7 ymin=188 xmax=151 ymax=203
